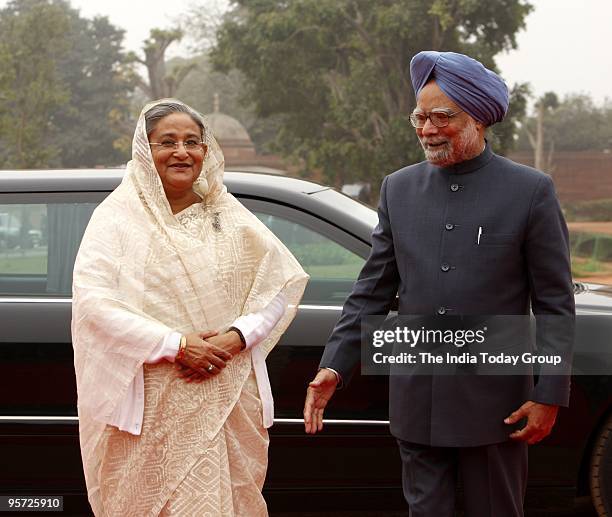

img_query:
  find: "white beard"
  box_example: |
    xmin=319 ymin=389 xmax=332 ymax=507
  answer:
xmin=419 ymin=119 xmax=482 ymax=167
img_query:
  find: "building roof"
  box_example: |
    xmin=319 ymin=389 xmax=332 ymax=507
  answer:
xmin=204 ymin=93 xmax=253 ymax=145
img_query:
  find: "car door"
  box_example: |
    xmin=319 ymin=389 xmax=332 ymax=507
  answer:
xmin=0 ymin=191 xmax=106 ymax=511
xmin=239 ymin=198 xmax=404 ymax=509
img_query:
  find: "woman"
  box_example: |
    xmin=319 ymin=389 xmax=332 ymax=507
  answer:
xmin=72 ymin=99 xmax=308 ymax=516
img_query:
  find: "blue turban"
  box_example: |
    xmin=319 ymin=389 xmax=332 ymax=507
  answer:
xmin=410 ymin=51 xmax=509 ymax=126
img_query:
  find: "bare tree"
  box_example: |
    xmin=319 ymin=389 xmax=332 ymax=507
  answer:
xmin=524 ymin=92 xmax=558 ymax=173
xmin=183 ymin=0 xmax=231 ymax=52
xmin=132 ymin=29 xmax=197 ymax=100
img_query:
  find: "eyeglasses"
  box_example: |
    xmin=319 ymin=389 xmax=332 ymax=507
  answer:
xmin=409 ymin=109 xmax=463 ymax=128
xmin=149 ymin=139 xmax=206 ymax=152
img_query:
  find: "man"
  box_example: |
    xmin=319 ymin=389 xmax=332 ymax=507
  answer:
xmin=303 ymin=51 xmax=574 ymax=517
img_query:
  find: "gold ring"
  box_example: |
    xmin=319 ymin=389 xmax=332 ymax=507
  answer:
xmin=207 ymin=364 xmax=214 ymax=372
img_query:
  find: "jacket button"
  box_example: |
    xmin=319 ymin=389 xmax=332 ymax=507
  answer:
xmin=445 ymin=223 xmax=454 ymax=231
xmin=437 ymin=307 xmax=447 ymax=315
xmin=441 ymin=263 xmax=450 ymax=272
xmin=450 ymin=183 xmax=459 ymax=192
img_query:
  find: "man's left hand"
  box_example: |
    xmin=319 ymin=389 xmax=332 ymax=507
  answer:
xmin=505 ymin=401 xmax=559 ymax=444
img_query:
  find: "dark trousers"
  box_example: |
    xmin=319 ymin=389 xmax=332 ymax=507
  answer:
xmin=397 ymin=439 xmax=528 ymax=517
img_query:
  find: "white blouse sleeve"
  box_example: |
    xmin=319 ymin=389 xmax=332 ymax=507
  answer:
xmin=107 ymin=332 xmax=180 ymax=434
xmin=230 ymin=291 xmax=288 ymax=428
xmin=146 ymin=332 xmax=181 ymax=363
xmin=230 ymin=292 xmax=288 ymax=348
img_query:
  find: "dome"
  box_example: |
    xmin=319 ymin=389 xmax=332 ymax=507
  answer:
xmin=204 ymin=93 xmax=253 ymax=146
xmin=205 ymin=112 xmax=252 ymax=145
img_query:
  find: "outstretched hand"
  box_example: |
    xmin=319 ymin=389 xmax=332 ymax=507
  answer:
xmin=303 ymin=369 xmax=338 ymax=434
xmin=505 ymin=401 xmax=559 ymax=445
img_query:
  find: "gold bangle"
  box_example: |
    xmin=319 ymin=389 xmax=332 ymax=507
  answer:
xmin=177 ymin=335 xmax=187 ymax=361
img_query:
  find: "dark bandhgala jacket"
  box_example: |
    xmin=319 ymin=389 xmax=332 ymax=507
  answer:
xmin=319 ymin=144 xmax=575 ymax=447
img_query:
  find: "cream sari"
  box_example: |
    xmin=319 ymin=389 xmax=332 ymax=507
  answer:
xmin=72 ymin=99 xmax=308 ymax=516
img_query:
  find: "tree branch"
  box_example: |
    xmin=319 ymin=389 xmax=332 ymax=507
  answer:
xmin=524 ymin=126 xmax=536 ymax=150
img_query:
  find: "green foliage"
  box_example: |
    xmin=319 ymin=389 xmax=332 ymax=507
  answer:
xmin=135 ymin=28 xmax=196 ymax=100
xmin=174 ymin=54 xmax=282 ymax=153
xmin=51 ymin=12 xmax=136 ymax=167
xmin=0 ymin=0 xmax=71 ymax=168
xmin=0 ymin=254 xmax=47 ymax=274
xmin=538 ymin=91 xmax=559 ymax=110
xmin=571 ymin=233 xmax=612 ymax=262
xmin=0 ymin=0 xmax=135 ymax=169
xmin=572 ymin=258 xmax=604 ymax=278
xmin=211 ymin=0 xmax=532 ymax=191
xmin=569 ymin=232 xmax=612 ymax=279
xmin=488 ymin=82 xmax=530 ymax=155
xmin=290 ymin=242 xmax=362 ymax=267
xmin=290 ymin=242 xmax=363 ymax=279
xmin=518 ymin=94 xmax=612 ymax=152
xmin=564 ymin=199 xmax=612 ymax=222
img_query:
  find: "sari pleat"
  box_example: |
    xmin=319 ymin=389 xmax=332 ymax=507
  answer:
xmin=160 ymin=371 xmax=268 ymax=517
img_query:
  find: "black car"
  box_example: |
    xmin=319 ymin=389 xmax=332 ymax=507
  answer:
xmin=0 ymin=169 xmax=611 ymax=516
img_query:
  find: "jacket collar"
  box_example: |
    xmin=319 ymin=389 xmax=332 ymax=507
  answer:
xmin=436 ymin=140 xmax=494 ymax=175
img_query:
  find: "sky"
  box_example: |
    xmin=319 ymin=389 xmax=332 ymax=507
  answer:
xmin=495 ymin=0 xmax=612 ymax=105
xmin=2 ymin=0 xmax=611 ymax=105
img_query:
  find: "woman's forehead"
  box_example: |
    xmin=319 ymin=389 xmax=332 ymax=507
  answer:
xmin=151 ymin=112 xmax=201 ymax=135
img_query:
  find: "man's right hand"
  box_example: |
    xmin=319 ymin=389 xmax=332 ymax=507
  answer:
xmin=177 ymin=331 xmax=232 ymax=382
xmin=303 ymin=369 xmax=338 ymax=434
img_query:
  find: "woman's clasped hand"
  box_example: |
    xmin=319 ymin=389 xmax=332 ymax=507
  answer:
xmin=176 ymin=330 xmax=244 ymax=381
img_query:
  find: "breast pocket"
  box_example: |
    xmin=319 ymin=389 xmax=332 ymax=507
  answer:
xmin=473 ymin=232 xmax=521 ymax=265
xmin=478 ymin=232 xmax=518 ymax=247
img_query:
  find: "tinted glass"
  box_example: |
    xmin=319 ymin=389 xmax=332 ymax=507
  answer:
xmin=254 ymin=212 xmax=365 ymax=305
xmin=0 ymin=202 xmax=97 ymax=296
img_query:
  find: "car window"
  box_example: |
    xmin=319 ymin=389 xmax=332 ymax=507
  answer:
xmin=0 ymin=196 xmax=368 ymax=304
xmin=569 ymin=224 xmax=612 ymax=283
xmin=250 ymin=209 xmax=366 ymax=306
xmin=0 ymin=201 xmax=97 ymax=297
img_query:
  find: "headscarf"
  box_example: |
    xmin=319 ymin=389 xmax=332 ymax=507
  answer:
xmin=72 ymin=99 xmax=308 ymax=507
xmin=410 ymin=51 xmax=509 ymax=126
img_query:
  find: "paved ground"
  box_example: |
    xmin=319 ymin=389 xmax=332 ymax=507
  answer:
xmin=568 ymin=222 xmax=612 ymax=236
